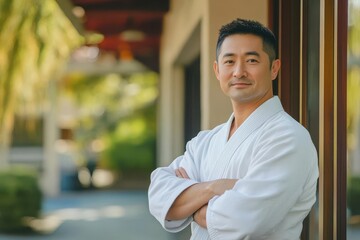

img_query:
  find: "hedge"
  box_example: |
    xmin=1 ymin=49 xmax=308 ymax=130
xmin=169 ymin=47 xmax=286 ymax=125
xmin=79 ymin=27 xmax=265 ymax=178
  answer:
xmin=0 ymin=167 xmax=42 ymax=233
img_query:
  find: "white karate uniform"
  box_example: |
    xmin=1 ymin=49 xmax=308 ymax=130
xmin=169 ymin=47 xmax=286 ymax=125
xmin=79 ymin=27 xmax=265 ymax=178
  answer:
xmin=148 ymin=96 xmax=319 ymax=240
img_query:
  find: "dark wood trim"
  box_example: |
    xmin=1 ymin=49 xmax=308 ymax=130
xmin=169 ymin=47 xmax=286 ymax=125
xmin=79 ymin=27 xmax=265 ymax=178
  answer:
xmin=300 ymin=1 xmax=309 ymax=239
xmin=336 ymin=0 xmax=348 ymax=238
xmin=267 ymin=0 xmax=274 ymax=31
xmin=301 ymin=0 xmax=309 ymax=128
xmin=268 ymin=0 xmax=279 ymax=96
xmin=268 ymin=0 xmax=279 ymax=38
xmin=278 ymin=0 xmax=301 ymax=120
xmin=321 ymin=0 xmax=335 ymax=239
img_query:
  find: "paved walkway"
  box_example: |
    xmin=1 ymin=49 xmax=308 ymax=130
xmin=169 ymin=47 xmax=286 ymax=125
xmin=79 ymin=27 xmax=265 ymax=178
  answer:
xmin=0 ymin=190 xmax=190 ymax=240
xmin=1 ymin=189 xmax=360 ymax=239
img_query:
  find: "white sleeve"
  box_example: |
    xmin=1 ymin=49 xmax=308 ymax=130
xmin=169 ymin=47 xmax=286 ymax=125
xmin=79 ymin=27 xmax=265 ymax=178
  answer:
xmin=207 ymin=126 xmax=318 ymax=239
xmin=148 ymin=137 xmax=201 ymax=232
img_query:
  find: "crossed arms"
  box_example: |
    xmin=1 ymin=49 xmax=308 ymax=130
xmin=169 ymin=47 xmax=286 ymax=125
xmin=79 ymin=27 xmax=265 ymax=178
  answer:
xmin=166 ymin=167 xmax=237 ymax=228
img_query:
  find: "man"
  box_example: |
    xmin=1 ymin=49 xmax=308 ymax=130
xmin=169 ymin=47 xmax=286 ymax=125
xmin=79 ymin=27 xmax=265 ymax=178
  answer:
xmin=148 ymin=18 xmax=319 ymax=240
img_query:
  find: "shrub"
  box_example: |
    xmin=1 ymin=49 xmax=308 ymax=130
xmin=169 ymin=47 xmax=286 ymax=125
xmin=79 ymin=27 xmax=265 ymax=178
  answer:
xmin=0 ymin=167 xmax=42 ymax=233
xmin=103 ymin=136 xmax=155 ymax=175
xmin=348 ymin=176 xmax=360 ymax=216
xmin=101 ymin=104 xmax=157 ymax=178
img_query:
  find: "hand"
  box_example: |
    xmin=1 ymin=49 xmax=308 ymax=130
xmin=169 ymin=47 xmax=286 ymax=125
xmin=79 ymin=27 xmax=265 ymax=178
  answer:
xmin=194 ymin=204 xmax=208 ymax=228
xmin=207 ymin=178 xmax=237 ymax=196
xmin=175 ymin=167 xmax=190 ymax=179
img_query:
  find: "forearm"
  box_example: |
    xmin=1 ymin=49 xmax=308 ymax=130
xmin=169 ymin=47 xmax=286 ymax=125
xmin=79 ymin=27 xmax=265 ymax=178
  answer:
xmin=166 ymin=181 xmax=214 ymax=220
xmin=166 ymin=178 xmax=238 ymax=221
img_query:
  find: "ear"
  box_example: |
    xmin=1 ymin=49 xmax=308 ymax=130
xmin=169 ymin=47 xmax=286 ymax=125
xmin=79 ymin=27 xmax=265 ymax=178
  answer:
xmin=213 ymin=60 xmax=220 ymax=81
xmin=271 ymin=59 xmax=281 ymax=80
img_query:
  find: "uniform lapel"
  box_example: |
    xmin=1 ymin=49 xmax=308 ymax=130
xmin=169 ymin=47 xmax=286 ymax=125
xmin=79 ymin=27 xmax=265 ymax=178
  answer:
xmin=209 ymin=97 xmax=284 ymax=178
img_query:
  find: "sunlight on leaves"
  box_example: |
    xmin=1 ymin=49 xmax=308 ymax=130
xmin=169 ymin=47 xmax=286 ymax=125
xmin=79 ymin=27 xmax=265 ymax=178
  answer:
xmin=60 ymin=71 xmax=158 ymax=174
xmin=0 ymin=0 xmax=83 ymax=164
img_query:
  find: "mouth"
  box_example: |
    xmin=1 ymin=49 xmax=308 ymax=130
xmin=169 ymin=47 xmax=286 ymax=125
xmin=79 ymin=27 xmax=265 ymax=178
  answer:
xmin=229 ymin=80 xmax=252 ymax=87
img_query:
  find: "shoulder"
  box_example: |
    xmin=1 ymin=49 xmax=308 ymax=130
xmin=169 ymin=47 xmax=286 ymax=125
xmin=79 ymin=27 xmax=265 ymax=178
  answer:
xmin=264 ymin=111 xmax=310 ymax=136
xmin=197 ymin=123 xmax=226 ymax=138
xmin=257 ymin=111 xmax=316 ymax=157
xmin=185 ymin=122 xmax=226 ymax=149
xmin=255 ymin=111 xmax=318 ymax=175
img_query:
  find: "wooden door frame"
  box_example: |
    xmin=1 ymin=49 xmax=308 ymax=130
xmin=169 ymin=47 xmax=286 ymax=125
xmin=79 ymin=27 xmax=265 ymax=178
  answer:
xmin=335 ymin=0 xmax=347 ymax=238
xmin=319 ymin=0 xmax=347 ymax=239
xmin=270 ymin=0 xmax=348 ymax=239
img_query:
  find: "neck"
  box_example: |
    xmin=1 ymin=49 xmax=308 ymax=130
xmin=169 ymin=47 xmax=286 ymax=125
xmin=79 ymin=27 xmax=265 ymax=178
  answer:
xmin=229 ymin=95 xmax=273 ymax=137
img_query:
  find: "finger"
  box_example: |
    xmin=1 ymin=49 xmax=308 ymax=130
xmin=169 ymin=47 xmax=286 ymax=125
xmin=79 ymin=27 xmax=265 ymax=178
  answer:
xmin=178 ymin=167 xmax=190 ymax=179
xmin=175 ymin=169 xmax=182 ymax=177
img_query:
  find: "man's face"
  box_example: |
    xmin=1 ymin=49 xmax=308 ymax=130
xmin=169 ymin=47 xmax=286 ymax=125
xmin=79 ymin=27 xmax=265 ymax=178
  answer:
xmin=214 ymin=34 xmax=280 ymax=106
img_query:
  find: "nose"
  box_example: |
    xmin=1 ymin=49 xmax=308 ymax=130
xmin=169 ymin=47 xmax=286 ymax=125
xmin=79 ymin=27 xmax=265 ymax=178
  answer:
xmin=233 ymin=62 xmax=247 ymax=78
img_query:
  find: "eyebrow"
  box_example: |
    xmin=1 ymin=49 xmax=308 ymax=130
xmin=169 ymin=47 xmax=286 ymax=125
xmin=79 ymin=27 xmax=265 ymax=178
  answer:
xmin=222 ymin=51 xmax=260 ymax=58
xmin=245 ymin=51 xmax=260 ymax=57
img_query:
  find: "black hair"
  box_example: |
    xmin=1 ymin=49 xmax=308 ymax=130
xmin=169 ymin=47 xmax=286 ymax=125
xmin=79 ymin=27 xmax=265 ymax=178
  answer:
xmin=216 ymin=18 xmax=278 ymax=63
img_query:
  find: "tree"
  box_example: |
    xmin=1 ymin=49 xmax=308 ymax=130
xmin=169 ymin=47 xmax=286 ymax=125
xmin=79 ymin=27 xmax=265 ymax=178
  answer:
xmin=0 ymin=0 xmax=83 ymax=167
xmin=61 ymin=72 xmax=158 ymax=177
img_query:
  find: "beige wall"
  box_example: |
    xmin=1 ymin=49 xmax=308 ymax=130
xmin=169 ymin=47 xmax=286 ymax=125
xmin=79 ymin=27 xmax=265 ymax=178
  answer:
xmin=158 ymin=0 xmax=268 ymax=166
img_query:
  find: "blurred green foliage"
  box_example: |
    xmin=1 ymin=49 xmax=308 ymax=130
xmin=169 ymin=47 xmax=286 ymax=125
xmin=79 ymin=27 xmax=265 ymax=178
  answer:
xmin=347 ymin=1 xmax=360 ymax=215
xmin=102 ymin=104 xmax=156 ymax=175
xmin=62 ymin=71 xmax=158 ymax=176
xmin=348 ymin=176 xmax=360 ymax=216
xmin=0 ymin=0 xmax=83 ymax=113
xmin=0 ymin=167 xmax=42 ymax=232
xmin=0 ymin=0 xmax=83 ymax=162
xmin=347 ymin=2 xmax=360 ymax=150
xmin=12 ymin=116 xmax=44 ymax=146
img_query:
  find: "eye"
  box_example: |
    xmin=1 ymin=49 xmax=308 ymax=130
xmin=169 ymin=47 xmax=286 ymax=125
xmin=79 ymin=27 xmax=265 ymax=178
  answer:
xmin=224 ymin=59 xmax=234 ymax=64
xmin=247 ymin=59 xmax=259 ymax=63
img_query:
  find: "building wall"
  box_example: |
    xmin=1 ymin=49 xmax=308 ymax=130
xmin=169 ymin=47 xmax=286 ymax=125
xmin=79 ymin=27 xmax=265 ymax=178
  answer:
xmin=158 ymin=0 xmax=268 ymax=166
